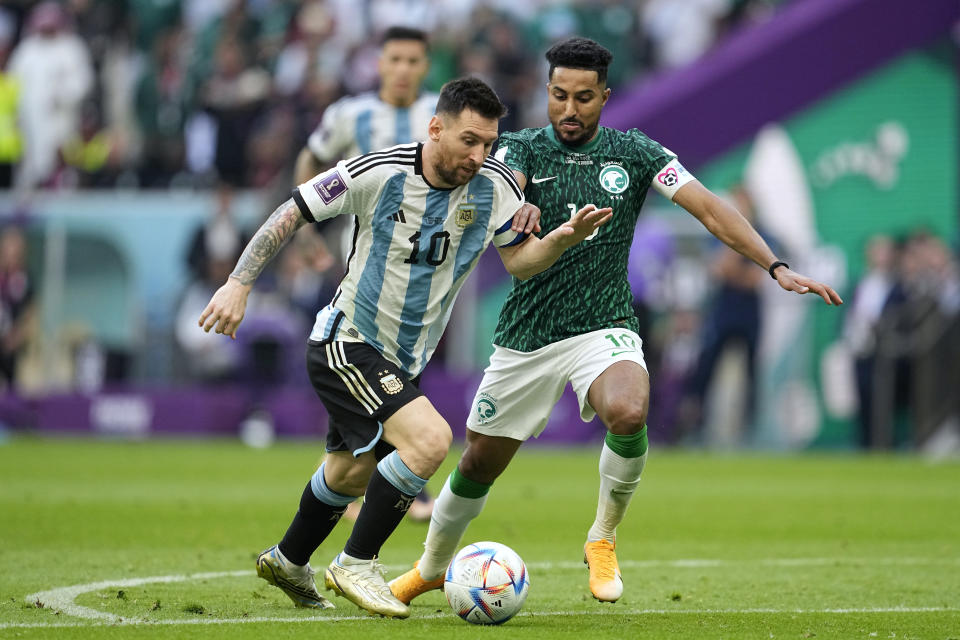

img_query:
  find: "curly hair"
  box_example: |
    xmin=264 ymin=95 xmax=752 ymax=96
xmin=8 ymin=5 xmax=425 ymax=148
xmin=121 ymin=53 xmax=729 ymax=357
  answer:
xmin=545 ymin=37 xmax=613 ymax=85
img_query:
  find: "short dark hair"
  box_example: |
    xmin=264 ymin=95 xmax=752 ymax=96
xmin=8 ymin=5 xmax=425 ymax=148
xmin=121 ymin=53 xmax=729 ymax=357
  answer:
xmin=435 ymin=77 xmax=507 ymax=120
xmin=381 ymin=26 xmax=429 ymax=49
xmin=545 ymin=37 xmax=613 ymax=85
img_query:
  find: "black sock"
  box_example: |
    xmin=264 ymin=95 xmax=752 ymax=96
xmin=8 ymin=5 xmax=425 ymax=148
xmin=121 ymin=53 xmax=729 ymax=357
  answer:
xmin=343 ymin=467 xmax=415 ymax=560
xmin=278 ymin=481 xmax=348 ymax=566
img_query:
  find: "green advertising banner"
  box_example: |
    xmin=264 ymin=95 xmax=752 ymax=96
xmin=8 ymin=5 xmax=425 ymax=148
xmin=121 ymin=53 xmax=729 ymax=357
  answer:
xmin=696 ymin=41 xmax=957 ymax=448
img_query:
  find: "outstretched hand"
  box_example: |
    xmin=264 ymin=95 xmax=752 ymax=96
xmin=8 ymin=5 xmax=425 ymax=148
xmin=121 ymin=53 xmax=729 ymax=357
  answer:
xmin=198 ymin=278 xmax=252 ymax=339
xmin=773 ymin=267 xmax=844 ymax=306
xmin=552 ymin=204 xmax=613 ymax=247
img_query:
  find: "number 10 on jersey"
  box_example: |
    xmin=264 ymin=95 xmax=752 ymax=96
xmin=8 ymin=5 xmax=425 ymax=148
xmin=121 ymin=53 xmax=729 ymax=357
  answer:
xmin=405 ymin=231 xmax=451 ymax=266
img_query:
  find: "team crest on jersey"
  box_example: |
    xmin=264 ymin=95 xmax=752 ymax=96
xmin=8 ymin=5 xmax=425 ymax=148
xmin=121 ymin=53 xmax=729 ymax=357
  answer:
xmin=455 ymin=204 xmax=476 ymax=228
xmin=599 ymin=164 xmax=630 ymax=194
xmin=378 ymin=371 xmax=403 ymax=395
xmin=476 ymin=393 xmax=498 ymax=424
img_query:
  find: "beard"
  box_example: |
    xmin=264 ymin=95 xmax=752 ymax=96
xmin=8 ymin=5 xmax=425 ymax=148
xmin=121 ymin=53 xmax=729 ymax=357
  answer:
xmin=553 ymin=118 xmax=599 ymax=147
xmin=432 ymin=149 xmax=479 ymax=186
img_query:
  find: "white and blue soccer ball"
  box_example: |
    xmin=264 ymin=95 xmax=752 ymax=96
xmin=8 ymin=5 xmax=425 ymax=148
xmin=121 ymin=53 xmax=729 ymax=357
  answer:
xmin=444 ymin=541 xmax=530 ymax=625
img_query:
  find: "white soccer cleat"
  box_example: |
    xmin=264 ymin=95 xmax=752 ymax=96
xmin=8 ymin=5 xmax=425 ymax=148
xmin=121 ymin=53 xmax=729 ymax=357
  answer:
xmin=325 ymin=553 xmax=410 ymax=618
xmin=256 ymin=545 xmax=334 ymax=609
xmin=583 ymin=538 xmax=623 ymax=602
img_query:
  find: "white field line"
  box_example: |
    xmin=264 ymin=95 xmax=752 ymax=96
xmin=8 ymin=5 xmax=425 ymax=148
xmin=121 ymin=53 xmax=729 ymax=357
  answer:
xmin=9 ymin=557 xmax=959 ymax=630
xmin=4 ymin=606 xmax=960 ymax=630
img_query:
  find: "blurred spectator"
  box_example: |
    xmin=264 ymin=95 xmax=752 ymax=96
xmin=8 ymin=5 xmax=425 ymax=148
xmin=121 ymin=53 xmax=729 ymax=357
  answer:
xmin=61 ymin=100 xmax=122 ymax=187
xmin=0 ymin=225 xmax=34 ymax=391
xmin=272 ymin=1 xmax=343 ymax=109
xmin=135 ymin=26 xmax=189 ymax=187
xmin=186 ymin=185 xmax=248 ymax=282
xmin=271 ymin=231 xmax=337 ymax=330
xmin=463 ymin=9 xmax=533 ymax=133
xmin=7 ymin=1 xmax=94 ymax=190
xmin=175 ymin=253 xmax=239 ymax=383
xmin=648 ymin=308 xmax=701 ymax=443
xmin=843 ymin=233 xmax=897 ymax=448
xmin=683 ymin=185 xmax=768 ymax=443
xmin=0 ymin=18 xmax=21 ymax=189
xmin=870 ymin=231 xmax=960 ymax=448
xmin=127 ymin=0 xmax=183 ymax=54
xmin=177 ymin=188 xmax=247 ymax=383
xmin=641 ymin=0 xmax=729 ymax=69
xmin=200 ymin=36 xmax=270 ymax=188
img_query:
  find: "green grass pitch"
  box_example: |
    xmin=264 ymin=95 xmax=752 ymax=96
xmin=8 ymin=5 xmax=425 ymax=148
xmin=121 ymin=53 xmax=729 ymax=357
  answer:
xmin=1 ymin=436 xmax=958 ymax=639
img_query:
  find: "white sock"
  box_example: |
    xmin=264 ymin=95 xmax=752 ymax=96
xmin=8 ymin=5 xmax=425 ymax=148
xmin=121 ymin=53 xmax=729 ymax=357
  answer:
xmin=275 ymin=546 xmax=308 ymax=572
xmin=587 ymin=443 xmax=646 ymax=543
xmin=417 ymin=476 xmax=488 ymax=580
xmin=336 ymin=551 xmax=367 ymax=566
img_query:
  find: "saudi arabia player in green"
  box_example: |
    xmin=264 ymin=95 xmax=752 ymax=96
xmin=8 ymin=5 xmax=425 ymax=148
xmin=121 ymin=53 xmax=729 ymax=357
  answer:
xmin=390 ymin=37 xmax=843 ymax=606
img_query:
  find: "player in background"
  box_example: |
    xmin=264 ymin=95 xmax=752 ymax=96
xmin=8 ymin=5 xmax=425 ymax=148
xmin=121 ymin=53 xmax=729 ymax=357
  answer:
xmin=390 ymin=37 xmax=842 ymax=606
xmin=295 ymin=25 xmax=440 ymax=522
xmin=199 ymin=77 xmax=611 ymax=618
xmin=294 ymin=26 xmax=438 ymax=184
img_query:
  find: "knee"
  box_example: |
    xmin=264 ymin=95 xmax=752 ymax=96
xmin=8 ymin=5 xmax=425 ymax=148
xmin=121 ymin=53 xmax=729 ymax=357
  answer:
xmin=326 ymin=461 xmax=372 ymax=497
xmin=602 ymin=398 xmax=648 ymax=436
xmin=408 ymin=420 xmax=452 ymax=475
xmin=423 ymin=423 xmax=453 ymax=466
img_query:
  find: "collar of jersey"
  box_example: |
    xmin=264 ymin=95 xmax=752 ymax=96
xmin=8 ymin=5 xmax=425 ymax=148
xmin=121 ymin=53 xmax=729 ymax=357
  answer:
xmin=544 ymin=125 xmax=604 ymax=154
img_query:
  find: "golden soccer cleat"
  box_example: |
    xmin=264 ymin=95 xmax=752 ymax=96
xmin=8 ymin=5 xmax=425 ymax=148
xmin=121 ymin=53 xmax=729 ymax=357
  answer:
xmin=388 ymin=562 xmax=445 ymax=605
xmin=583 ymin=538 xmax=623 ymax=602
xmin=256 ymin=545 xmax=334 ymax=609
xmin=325 ymin=554 xmax=410 ymax=618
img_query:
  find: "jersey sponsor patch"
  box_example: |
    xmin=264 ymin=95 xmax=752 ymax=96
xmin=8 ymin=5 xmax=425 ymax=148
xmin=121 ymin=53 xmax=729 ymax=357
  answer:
xmin=314 ymin=170 xmax=348 ymax=204
xmin=599 ymin=164 xmax=630 ymax=194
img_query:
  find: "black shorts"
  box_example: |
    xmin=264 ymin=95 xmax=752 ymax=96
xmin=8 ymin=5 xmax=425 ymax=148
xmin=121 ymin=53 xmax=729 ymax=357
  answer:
xmin=306 ymin=340 xmax=424 ymax=457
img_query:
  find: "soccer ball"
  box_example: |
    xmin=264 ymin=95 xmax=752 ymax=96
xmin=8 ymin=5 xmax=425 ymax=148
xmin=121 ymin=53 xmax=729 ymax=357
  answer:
xmin=444 ymin=541 xmax=530 ymax=625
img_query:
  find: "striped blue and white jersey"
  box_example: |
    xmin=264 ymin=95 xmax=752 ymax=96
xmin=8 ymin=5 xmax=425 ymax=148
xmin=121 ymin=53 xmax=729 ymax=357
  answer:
xmin=292 ymin=142 xmax=526 ymax=377
xmin=307 ymin=92 xmax=440 ymax=163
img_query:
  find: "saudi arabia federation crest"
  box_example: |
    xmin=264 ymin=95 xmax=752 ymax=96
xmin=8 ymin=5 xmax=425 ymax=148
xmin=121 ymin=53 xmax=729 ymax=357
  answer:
xmin=455 ymin=204 xmax=476 ymax=228
xmin=599 ymin=164 xmax=630 ymax=194
xmin=476 ymin=393 xmax=498 ymax=424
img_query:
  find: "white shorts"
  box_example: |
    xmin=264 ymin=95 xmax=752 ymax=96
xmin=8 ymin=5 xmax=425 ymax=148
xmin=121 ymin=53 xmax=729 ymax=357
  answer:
xmin=467 ymin=328 xmax=648 ymax=441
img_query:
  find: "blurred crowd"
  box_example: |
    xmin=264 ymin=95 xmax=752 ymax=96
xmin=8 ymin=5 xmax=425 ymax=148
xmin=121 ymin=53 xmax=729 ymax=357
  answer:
xmin=2 ymin=0 xmax=956 ymax=451
xmin=841 ymin=231 xmax=960 ymax=449
xmin=639 ymin=224 xmax=960 ymax=450
xmin=0 ymin=0 xmax=779 ymax=193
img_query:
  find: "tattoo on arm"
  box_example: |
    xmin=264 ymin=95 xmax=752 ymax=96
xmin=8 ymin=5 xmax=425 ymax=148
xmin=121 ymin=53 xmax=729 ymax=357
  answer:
xmin=230 ymin=199 xmax=308 ymax=285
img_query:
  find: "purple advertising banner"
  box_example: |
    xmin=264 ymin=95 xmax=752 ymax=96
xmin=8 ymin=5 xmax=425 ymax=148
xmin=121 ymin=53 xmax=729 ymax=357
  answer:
xmin=0 ymin=371 xmax=605 ymax=444
xmin=603 ymin=0 xmax=960 ymax=168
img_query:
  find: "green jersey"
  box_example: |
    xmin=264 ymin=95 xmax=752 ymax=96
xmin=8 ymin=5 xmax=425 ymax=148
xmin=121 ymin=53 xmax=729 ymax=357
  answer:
xmin=493 ymin=125 xmax=687 ymax=352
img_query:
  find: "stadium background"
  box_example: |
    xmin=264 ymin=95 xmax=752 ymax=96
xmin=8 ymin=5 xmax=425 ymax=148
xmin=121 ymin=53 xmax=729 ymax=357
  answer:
xmin=0 ymin=0 xmax=957 ymax=454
